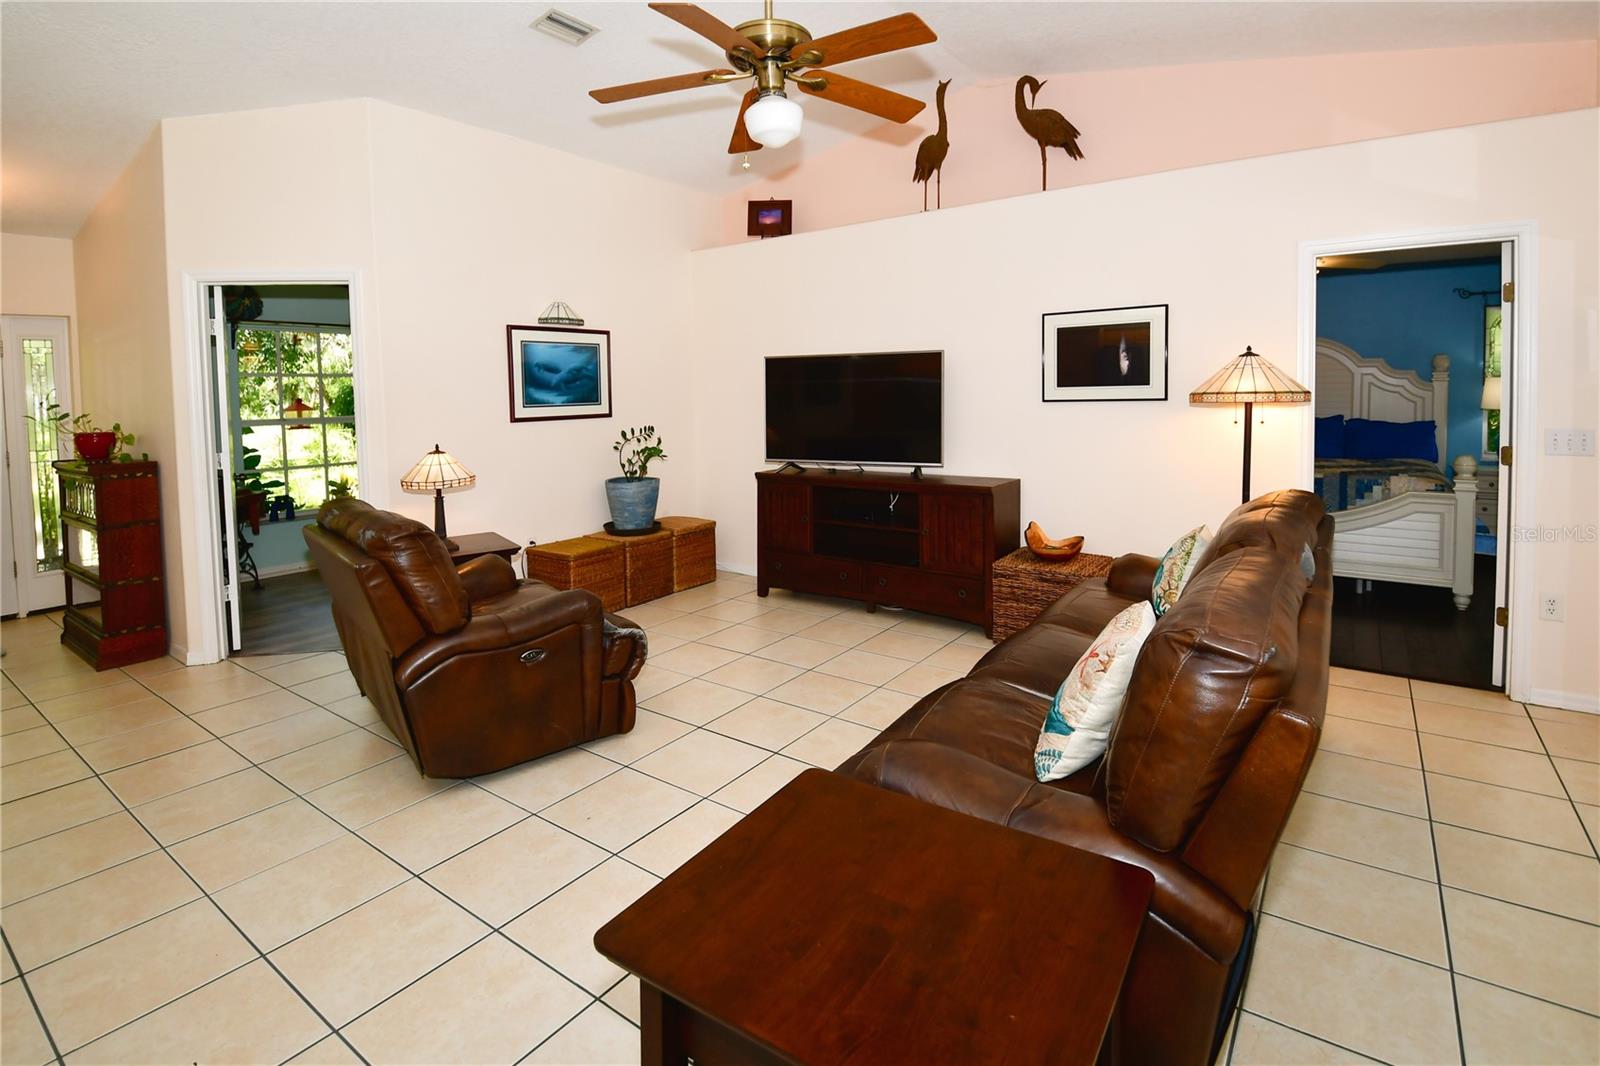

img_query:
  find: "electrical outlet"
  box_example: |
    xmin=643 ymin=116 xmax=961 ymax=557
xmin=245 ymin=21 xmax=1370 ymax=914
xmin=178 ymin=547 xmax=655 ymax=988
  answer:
xmin=1541 ymin=594 xmax=1565 ymax=621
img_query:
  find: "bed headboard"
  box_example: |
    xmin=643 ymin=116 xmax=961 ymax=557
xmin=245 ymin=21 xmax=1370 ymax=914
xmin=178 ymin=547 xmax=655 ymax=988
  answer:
xmin=1315 ymin=338 xmax=1449 ymax=469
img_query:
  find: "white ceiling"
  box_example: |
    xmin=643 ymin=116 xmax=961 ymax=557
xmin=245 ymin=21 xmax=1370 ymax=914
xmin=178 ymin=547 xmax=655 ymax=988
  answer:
xmin=4 ymin=1 xmax=1597 ymax=236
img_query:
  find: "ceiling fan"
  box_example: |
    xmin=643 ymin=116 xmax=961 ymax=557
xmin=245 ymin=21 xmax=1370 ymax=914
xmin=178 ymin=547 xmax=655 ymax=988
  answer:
xmin=589 ymin=2 xmax=937 ymax=153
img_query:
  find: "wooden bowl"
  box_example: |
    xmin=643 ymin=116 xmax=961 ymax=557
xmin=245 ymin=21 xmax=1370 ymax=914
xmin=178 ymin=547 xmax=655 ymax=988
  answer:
xmin=1025 ymin=522 xmax=1083 ymax=561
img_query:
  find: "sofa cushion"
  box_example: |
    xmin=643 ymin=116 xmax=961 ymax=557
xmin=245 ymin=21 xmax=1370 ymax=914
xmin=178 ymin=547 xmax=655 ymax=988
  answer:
xmin=1036 ymin=578 xmax=1138 ymax=638
xmin=1036 ymin=600 xmax=1157 ymax=782
xmin=970 ymin=617 xmax=1094 ymax=700
xmin=1104 ymin=544 xmax=1310 ymax=852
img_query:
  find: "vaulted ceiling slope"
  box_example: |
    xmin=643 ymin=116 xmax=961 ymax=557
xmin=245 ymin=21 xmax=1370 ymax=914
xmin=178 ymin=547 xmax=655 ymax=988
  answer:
xmin=4 ymin=1 xmax=1597 ymax=236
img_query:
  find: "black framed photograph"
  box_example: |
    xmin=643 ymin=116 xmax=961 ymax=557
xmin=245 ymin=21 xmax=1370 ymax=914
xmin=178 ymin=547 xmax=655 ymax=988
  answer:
xmin=1042 ymin=304 xmax=1168 ymax=402
xmin=747 ymin=199 xmax=793 ymax=238
xmin=506 ymin=324 xmax=612 ymax=422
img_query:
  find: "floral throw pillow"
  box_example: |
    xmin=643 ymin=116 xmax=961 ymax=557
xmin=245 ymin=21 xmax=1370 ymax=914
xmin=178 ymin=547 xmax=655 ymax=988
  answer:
xmin=1034 ymin=600 xmax=1158 ymax=782
xmin=1151 ymin=525 xmax=1212 ymax=617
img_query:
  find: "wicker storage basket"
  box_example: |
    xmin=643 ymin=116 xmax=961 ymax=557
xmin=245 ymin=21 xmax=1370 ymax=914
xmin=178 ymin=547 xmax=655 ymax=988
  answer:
xmin=656 ymin=516 xmax=717 ymax=591
xmin=524 ymin=537 xmax=625 ymax=613
xmin=588 ymin=528 xmax=675 ymax=606
xmin=991 ymin=548 xmax=1115 ymax=642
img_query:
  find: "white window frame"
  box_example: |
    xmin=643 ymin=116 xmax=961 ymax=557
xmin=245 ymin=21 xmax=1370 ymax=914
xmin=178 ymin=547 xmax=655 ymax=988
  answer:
xmin=232 ymin=321 xmax=358 ymax=512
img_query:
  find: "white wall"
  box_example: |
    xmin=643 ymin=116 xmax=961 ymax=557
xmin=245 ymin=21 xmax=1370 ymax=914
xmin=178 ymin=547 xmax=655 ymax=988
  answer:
xmin=364 ymin=103 xmax=711 ymax=550
xmin=2 ymin=232 xmax=79 ymax=404
xmin=71 ymin=131 xmax=182 ymax=647
xmin=689 ymin=111 xmax=1599 ymax=707
xmin=138 ymin=99 xmax=713 ymax=657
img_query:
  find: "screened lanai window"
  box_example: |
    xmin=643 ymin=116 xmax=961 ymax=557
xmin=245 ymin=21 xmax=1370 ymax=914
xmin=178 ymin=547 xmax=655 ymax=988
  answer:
xmin=234 ymin=324 xmax=357 ymax=511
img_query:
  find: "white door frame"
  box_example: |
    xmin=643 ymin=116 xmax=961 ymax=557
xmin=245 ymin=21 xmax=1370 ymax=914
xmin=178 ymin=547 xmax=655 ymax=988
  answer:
xmin=180 ymin=269 xmax=380 ymax=664
xmin=1 ymin=314 xmax=74 ymax=616
xmin=1297 ymin=221 xmax=1538 ymax=703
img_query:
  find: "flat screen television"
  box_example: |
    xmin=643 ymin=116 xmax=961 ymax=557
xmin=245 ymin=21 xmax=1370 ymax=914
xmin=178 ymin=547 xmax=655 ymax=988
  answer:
xmin=765 ymin=351 xmax=943 ymax=468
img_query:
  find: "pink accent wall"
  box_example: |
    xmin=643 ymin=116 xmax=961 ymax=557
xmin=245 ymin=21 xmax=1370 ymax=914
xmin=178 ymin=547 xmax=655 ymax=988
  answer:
xmin=716 ymin=39 xmax=1598 ymax=245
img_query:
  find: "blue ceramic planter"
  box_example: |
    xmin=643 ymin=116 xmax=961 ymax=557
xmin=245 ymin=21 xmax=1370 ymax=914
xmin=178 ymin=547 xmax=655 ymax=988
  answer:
xmin=605 ymin=477 xmax=660 ymax=530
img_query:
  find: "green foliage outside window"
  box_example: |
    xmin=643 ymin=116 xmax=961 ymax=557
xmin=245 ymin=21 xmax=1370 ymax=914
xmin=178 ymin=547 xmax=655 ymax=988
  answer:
xmin=235 ymin=326 xmax=358 ymax=511
xmin=1483 ymin=307 xmax=1502 ymax=457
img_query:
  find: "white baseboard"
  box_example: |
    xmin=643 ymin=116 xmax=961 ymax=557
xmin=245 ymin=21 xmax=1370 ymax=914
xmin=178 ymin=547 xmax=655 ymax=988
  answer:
xmin=255 ymin=562 xmax=315 ymax=580
xmin=715 ymin=560 xmax=756 ymax=577
xmin=1524 ymin=688 xmax=1600 ymax=714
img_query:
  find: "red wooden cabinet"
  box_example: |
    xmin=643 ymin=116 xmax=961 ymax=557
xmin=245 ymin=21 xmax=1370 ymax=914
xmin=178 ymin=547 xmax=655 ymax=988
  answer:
xmin=54 ymin=460 xmax=168 ymax=669
xmin=755 ymin=469 xmax=1020 ymax=634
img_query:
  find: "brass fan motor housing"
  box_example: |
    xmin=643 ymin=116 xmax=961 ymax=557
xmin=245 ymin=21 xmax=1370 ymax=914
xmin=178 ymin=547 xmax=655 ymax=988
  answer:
xmin=731 ymin=17 xmax=811 ymax=58
xmin=730 ymin=18 xmax=816 ymax=93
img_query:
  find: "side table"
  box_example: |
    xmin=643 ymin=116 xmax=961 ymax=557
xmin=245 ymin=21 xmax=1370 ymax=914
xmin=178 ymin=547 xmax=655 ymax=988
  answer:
xmin=448 ymin=532 xmax=521 ymax=571
xmin=991 ymin=547 xmax=1114 ymax=641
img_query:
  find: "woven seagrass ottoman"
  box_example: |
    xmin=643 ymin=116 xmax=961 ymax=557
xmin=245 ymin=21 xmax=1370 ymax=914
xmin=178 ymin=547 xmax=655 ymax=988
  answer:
xmin=588 ymin=527 xmax=675 ymax=607
xmin=656 ymin=516 xmax=716 ymax=591
xmin=991 ymin=548 xmax=1114 ymax=642
xmin=524 ymin=536 xmax=626 ymax=613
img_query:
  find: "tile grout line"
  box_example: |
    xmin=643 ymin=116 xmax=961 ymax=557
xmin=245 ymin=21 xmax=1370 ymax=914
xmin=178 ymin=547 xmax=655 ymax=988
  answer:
xmin=4 ymin=691 xmax=373 ymax=1065
xmin=1518 ymin=701 xmax=1600 ymax=861
xmin=2 ymin=594 xmax=986 ymax=1059
xmin=1406 ymin=679 xmax=1470 ymax=1066
xmin=1 ymin=927 xmax=67 ymax=1066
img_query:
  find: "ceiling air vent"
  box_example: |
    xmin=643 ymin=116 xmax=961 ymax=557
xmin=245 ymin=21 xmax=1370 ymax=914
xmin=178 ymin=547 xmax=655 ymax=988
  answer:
xmin=532 ymin=8 xmax=600 ymax=45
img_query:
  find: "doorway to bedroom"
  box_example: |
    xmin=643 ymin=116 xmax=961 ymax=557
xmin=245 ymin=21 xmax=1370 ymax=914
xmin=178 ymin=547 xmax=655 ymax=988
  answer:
xmin=1312 ymin=242 xmax=1509 ymax=690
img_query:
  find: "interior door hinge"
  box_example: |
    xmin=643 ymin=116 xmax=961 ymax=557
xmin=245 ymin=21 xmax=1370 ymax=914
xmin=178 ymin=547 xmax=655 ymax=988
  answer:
xmin=1500 ymin=445 xmax=1513 ymax=467
xmin=1502 ymin=281 xmax=1515 ymax=303
xmin=1495 ymin=606 xmax=1508 ymax=627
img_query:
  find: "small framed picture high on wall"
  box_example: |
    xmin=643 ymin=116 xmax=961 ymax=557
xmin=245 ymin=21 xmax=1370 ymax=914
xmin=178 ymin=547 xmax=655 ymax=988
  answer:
xmin=1042 ymin=304 xmax=1168 ymax=402
xmin=506 ymin=324 xmax=612 ymax=422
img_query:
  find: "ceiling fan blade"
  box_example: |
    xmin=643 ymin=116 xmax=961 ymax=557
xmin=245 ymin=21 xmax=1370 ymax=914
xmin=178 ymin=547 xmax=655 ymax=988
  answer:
xmin=649 ymin=3 xmax=764 ymax=57
xmin=795 ymin=13 xmax=936 ymax=68
xmin=729 ymin=88 xmax=762 ymax=154
xmin=794 ymin=70 xmax=925 ymax=124
xmin=590 ymin=69 xmax=736 ymax=104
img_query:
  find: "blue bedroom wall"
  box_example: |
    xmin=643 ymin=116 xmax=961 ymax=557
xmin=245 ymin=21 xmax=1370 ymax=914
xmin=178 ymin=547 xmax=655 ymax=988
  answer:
xmin=1316 ymin=259 xmax=1500 ymax=469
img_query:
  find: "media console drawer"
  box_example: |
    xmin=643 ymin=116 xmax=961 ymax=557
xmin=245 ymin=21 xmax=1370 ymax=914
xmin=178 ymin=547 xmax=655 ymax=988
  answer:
xmin=765 ymin=550 xmax=864 ymax=595
xmin=868 ymin=564 xmax=983 ymax=617
xmin=756 ymin=470 xmax=1020 ymax=636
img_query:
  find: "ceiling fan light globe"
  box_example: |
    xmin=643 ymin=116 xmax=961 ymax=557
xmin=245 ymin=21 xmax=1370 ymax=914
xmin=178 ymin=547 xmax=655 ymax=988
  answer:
xmin=745 ymin=92 xmax=802 ymax=148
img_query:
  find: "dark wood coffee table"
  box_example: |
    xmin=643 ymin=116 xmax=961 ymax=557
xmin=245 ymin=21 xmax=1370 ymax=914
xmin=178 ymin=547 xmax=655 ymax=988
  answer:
xmin=595 ymin=769 xmax=1153 ymax=1066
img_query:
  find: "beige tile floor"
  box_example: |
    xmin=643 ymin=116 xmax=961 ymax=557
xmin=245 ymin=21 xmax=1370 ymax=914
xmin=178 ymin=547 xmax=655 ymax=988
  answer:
xmin=1 ymin=574 xmax=1596 ymax=1064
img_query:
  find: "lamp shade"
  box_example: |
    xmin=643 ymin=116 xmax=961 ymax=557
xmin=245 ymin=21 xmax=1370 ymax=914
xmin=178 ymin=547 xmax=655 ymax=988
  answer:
xmin=400 ymin=445 xmax=476 ymax=491
xmin=744 ymin=92 xmax=803 ymax=148
xmin=1481 ymin=375 xmax=1503 ymax=410
xmin=1190 ymin=346 xmax=1312 ymax=405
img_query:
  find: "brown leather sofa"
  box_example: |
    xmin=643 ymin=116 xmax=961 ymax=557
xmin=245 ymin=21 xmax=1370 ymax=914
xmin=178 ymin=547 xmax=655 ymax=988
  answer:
xmin=839 ymin=490 xmax=1332 ymax=1065
xmin=304 ymin=499 xmax=646 ymax=778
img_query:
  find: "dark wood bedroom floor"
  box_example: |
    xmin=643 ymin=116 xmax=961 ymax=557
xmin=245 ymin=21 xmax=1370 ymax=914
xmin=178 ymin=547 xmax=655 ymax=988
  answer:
xmin=1329 ymin=554 xmax=1498 ymax=690
xmin=238 ymin=569 xmax=340 ymax=656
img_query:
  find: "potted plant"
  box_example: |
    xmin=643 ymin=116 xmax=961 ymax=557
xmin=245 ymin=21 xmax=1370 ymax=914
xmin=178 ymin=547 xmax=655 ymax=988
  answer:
xmin=33 ymin=400 xmax=138 ymax=462
xmin=606 ymin=425 xmax=667 ymax=531
xmin=234 ymin=427 xmax=284 ymax=534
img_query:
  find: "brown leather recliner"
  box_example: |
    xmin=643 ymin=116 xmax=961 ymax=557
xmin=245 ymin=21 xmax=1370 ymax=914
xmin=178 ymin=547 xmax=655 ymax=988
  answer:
xmin=304 ymin=499 xmax=646 ymax=778
xmin=838 ymin=490 xmax=1332 ymax=1066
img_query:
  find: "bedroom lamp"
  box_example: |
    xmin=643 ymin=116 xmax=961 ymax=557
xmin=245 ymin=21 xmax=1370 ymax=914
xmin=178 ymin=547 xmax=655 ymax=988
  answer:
xmin=400 ymin=444 xmax=476 ymax=551
xmin=1481 ymin=375 xmax=1503 ymax=410
xmin=1190 ymin=346 xmax=1312 ymax=504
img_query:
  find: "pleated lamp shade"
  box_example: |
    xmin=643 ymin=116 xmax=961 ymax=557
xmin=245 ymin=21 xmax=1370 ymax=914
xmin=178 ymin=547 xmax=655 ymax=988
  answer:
xmin=1189 ymin=347 xmax=1311 ymax=405
xmin=400 ymin=445 xmax=476 ymax=491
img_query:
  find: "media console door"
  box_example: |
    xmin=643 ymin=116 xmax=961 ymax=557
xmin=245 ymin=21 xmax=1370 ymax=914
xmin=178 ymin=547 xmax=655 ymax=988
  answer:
xmin=755 ymin=471 xmax=1020 ymax=635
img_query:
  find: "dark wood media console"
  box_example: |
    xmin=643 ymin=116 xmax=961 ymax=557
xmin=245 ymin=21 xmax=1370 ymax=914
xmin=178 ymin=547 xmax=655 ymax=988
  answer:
xmin=755 ymin=468 xmax=1020 ymax=634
